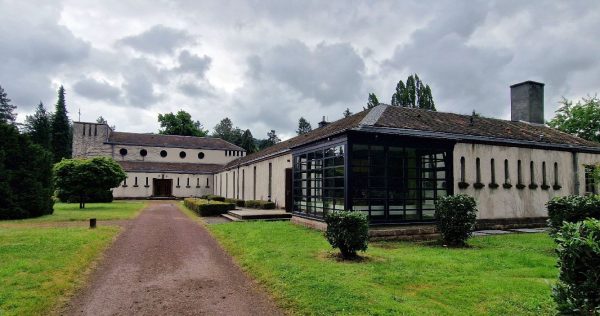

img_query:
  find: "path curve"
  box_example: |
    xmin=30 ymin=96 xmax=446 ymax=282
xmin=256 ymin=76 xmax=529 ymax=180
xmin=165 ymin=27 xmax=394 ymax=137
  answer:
xmin=63 ymin=202 xmax=283 ymax=315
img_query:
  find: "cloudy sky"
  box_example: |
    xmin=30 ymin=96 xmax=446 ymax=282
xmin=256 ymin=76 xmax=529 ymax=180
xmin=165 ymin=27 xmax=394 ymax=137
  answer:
xmin=1 ymin=1 xmax=599 ymax=139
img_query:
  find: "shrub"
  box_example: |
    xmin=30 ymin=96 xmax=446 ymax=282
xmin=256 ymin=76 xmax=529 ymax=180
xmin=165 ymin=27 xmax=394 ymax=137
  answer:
xmin=435 ymin=194 xmax=478 ymax=246
xmin=224 ymin=198 xmax=245 ymax=207
xmin=324 ymin=211 xmax=369 ymax=258
xmin=184 ymin=198 xmax=235 ymax=216
xmin=553 ymin=219 xmax=600 ymax=315
xmin=244 ymin=200 xmax=276 ymax=209
xmin=547 ymin=195 xmax=600 ymax=235
xmin=204 ymin=195 xmax=225 ymax=202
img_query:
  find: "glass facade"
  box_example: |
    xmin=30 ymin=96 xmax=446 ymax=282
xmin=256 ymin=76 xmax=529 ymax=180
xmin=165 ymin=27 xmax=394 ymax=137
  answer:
xmin=293 ymin=144 xmax=345 ymax=218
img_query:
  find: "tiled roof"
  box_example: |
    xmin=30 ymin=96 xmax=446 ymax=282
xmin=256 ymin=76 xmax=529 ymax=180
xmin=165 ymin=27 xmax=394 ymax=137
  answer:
xmin=117 ymin=161 xmax=222 ymax=174
xmin=107 ymin=132 xmax=244 ymax=151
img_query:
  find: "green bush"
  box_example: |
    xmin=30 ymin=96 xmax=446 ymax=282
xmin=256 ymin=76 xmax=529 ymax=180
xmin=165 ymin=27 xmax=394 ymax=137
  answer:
xmin=547 ymin=195 xmax=600 ymax=235
xmin=435 ymin=194 xmax=478 ymax=246
xmin=553 ymin=219 xmax=600 ymax=315
xmin=204 ymin=195 xmax=225 ymax=202
xmin=224 ymin=198 xmax=245 ymax=207
xmin=184 ymin=198 xmax=235 ymax=216
xmin=324 ymin=211 xmax=369 ymax=258
xmin=245 ymin=200 xmax=276 ymax=209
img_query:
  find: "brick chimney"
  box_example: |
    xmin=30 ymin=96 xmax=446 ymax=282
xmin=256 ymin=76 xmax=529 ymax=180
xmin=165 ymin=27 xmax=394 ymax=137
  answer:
xmin=318 ymin=116 xmax=329 ymax=128
xmin=510 ymin=81 xmax=544 ymax=124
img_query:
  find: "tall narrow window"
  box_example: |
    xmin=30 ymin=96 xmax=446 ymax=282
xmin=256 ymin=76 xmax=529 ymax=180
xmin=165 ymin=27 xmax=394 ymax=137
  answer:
xmin=82 ymin=124 xmax=86 ymax=136
xmin=268 ymin=163 xmax=272 ymax=201
xmin=196 ymin=178 xmax=200 ymax=188
xmin=226 ymin=173 xmax=228 ymax=196
xmin=94 ymin=124 xmax=97 ymax=136
xmin=233 ymin=171 xmax=236 ymax=198
xmin=88 ymin=125 xmax=92 ymax=136
xmin=553 ymin=162 xmax=561 ymax=189
xmin=517 ymin=160 xmax=524 ymax=189
xmin=541 ymin=161 xmax=549 ymax=189
xmin=186 ymin=177 xmax=190 ymax=188
xmin=460 ymin=157 xmax=466 ymax=182
xmin=474 ymin=158 xmax=483 ymax=189
xmin=242 ymin=169 xmax=245 ymax=200
xmin=503 ymin=159 xmax=511 ymax=188
xmin=145 ymin=177 xmax=149 ymax=187
xmin=206 ymin=177 xmax=209 ymax=188
xmin=489 ymin=159 xmax=498 ymax=188
xmin=122 ymin=177 xmax=127 ymax=187
xmin=176 ymin=177 xmax=180 ymax=188
xmin=584 ymin=165 xmax=597 ymax=195
xmin=253 ymin=166 xmax=257 ymax=200
xmin=529 ymin=161 xmax=537 ymax=189
xmin=134 ymin=176 xmax=138 ymax=187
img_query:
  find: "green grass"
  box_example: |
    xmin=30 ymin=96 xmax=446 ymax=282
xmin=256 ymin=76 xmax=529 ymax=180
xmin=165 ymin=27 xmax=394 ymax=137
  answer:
xmin=209 ymin=222 xmax=558 ymax=315
xmin=0 ymin=226 xmax=120 ymax=315
xmin=1 ymin=201 xmax=146 ymax=224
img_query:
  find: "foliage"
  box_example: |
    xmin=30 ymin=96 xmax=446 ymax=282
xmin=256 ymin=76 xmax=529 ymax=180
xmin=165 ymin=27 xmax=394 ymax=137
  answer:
xmin=366 ymin=93 xmax=379 ymax=109
xmin=224 ymin=198 xmax=245 ymax=207
xmin=213 ymin=117 xmax=243 ymax=145
xmin=390 ymin=74 xmax=436 ymax=110
xmin=57 ymin=189 xmax=113 ymax=203
xmin=244 ymin=200 xmax=276 ymax=209
xmin=553 ymin=219 xmax=600 ymax=315
xmin=0 ymin=123 xmax=54 ymax=220
xmin=240 ymin=129 xmax=257 ymax=153
xmin=201 ymin=194 xmax=225 ymax=202
xmin=548 ymin=96 xmax=600 ymax=143
xmin=183 ymin=198 xmax=235 ymax=216
xmin=24 ymin=102 xmax=52 ymax=151
xmin=50 ymin=86 xmax=72 ymax=162
xmin=257 ymin=130 xmax=281 ymax=150
xmin=297 ymin=117 xmax=312 ymax=135
xmin=157 ymin=110 xmax=208 ymax=137
xmin=53 ymin=157 xmax=126 ymax=209
xmin=343 ymin=108 xmax=352 ymax=118
xmin=96 ymin=116 xmax=107 ymax=124
xmin=324 ymin=210 xmax=369 ymax=258
xmin=435 ymin=194 xmax=478 ymax=246
xmin=546 ymin=195 xmax=600 ymax=235
xmin=0 ymin=226 xmax=118 ymax=315
xmin=209 ymin=222 xmax=556 ymax=315
xmin=0 ymin=84 xmax=17 ymax=124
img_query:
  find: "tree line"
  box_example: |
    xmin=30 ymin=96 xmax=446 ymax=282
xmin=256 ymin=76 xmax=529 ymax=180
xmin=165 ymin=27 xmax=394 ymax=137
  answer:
xmin=365 ymin=74 xmax=436 ymax=110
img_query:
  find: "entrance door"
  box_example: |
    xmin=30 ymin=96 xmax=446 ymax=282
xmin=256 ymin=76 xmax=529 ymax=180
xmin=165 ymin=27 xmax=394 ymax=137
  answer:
xmin=153 ymin=179 xmax=173 ymax=197
xmin=285 ymin=168 xmax=293 ymax=212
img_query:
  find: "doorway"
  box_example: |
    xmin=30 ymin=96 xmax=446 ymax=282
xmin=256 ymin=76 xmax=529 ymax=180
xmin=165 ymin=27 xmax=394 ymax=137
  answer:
xmin=153 ymin=179 xmax=173 ymax=197
xmin=285 ymin=168 xmax=293 ymax=212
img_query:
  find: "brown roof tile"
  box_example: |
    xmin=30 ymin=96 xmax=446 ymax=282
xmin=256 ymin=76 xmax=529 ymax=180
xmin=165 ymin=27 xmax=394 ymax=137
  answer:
xmin=118 ymin=161 xmax=222 ymax=174
xmin=107 ymin=132 xmax=244 ymax=151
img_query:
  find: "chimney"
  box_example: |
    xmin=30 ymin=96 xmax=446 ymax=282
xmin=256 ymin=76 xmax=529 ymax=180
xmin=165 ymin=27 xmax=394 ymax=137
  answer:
xmin=318 ymin=116 xmax=329 ymax=128
xmin=510 ymin=81 xmax=544 ymax=124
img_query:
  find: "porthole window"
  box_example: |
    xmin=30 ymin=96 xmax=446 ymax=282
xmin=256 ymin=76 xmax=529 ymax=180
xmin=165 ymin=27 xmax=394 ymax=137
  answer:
xmin=140 ymin=149 xmax=147 ymax=157
xmin=198 ymin=152 xmax=205 ymax=159
xmin=160 ymin=150 xmax=168 ymax=157
xmin=179 ymin=151 xmax=186 ymax=159
xmin=119 ymin=148 xmax=128 ymax=156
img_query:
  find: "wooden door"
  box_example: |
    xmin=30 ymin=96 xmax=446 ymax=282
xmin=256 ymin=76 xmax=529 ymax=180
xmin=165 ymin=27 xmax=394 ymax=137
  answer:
xmin=153 ymin=179 xmax=173 ymax=197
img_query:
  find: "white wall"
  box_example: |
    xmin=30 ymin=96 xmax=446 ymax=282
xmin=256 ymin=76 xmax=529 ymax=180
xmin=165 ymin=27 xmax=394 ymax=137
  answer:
xmin=113 ymin=172 xmax=214 ymax=198
xmin=111 ymin=145 xmax=240 ymax=165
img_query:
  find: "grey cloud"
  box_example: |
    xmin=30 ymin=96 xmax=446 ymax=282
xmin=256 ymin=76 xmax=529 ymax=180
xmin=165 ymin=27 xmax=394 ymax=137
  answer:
xmin=117 ymin=25 xmax=193 ymax=55
xmin=73 ymin=77 xmax=121 ymax=102
xmin=123 ymin=73 xmax=161 ymax=107
xmin=175 ymin=50 xmax=212 ymax=77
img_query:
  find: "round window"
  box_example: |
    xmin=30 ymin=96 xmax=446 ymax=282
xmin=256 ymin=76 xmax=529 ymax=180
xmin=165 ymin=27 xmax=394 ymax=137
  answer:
xmin=179 ymin=151 xmax=186 ymax=159
xmin=198 ymin=152 xmax=205 ymax=159
xmin=140 ymin=149 xmax=147 ymax=157
xmin=160 ymin=150 xmax=167 ymax=157
xmin=119 ymin=148 xmax=128 ymax=156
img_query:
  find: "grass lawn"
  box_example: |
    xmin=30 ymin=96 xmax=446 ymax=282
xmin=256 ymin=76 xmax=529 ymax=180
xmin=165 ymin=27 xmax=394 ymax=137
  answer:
xmin=0 ymin=226 xmax=120 ymax=316
xmin=209 ymin=222 xmax=558 ymax=315
xmin=1 ymin=201 xmax=146 ymax=224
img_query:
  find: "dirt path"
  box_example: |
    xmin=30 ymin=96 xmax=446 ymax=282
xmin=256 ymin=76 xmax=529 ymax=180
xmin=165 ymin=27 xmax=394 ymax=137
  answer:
xmin=62 ymin=202 xmax=283 ymax=316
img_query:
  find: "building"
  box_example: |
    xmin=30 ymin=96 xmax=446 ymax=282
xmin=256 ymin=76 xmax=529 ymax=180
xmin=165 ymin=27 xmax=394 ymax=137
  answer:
xmin=215 ymin=81 xmax=600 ymax=225
xmin=72 ymin=123 xmax=245 ymax=198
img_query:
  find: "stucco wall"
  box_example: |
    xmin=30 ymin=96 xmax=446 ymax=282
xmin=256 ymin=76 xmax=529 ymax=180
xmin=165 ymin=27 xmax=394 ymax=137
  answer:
xmin=214 ymin=154 xmax=293 ymax=208
xmin=453 ymin=142 xmax=600 ymax=219
xmin=72 ymin=122 xmax=113 ymax=158
xmin=113 ymin=172 xmax=213 ymax=198
xmin=110 ymin=145 xmax=239 ymax=165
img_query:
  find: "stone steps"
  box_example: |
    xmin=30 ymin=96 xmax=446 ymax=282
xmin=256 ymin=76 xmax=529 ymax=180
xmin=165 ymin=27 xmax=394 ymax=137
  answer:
xmin=223 ymin=209 xmax=292 ymax=221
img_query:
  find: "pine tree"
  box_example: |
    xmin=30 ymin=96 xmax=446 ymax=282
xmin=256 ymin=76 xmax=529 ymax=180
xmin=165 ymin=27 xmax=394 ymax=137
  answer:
xmin=24 ymin=102 xmax=52 ymax=150
xmin=0 ymin=85 xmax=17 ymax=124
xmin=343 ymin=108 xmax=352 ymax=118
xmin=297 ymin=117 xmax=312 ymax=135
xmin=212 ymin=117 xmax=243 ymax=145
xmin=366 ymin=93 xmax=379 ymax=109
xmin=240 ymin=129 xmax=257 ymax=153
xmin=51 ymin=86 xmax=72 ymax=162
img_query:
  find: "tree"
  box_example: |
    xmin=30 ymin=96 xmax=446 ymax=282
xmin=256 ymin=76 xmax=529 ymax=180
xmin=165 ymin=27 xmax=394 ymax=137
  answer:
xmin=548 ymin=96 xmax=600 ymax=143
xmin=53 ymin=157 xmax=127 ymax=209
xmin=390 ymin=74 xmax=436 ymax=110
xmin=96 ymin=116 xmax=107 ymax=124
xmin=158 ymin=110 xmax=208 ymax=137
xmin=366 ymin=93 xmax=379 ymax=109
xmin=343 ymin=108 xmax=353 ymax=118
xmin=0 ymin=85 xmax=17 ymax=124
xmin=297 ymin=117 xmax=312 ymax=135
xmin=51 ymin=86 xmax=72 ymax=162
xmin=240 ymin=129 xmax=257 ymax=153
xmin=0 ymin=122 xmax=54 ymax=219
xmin=24 ymin=102 xmax=52 ymax=150
xmin=258 ymin=130 xmax=281 ymax=150
xmin=213 ymin=117 xmax=243 ymax=145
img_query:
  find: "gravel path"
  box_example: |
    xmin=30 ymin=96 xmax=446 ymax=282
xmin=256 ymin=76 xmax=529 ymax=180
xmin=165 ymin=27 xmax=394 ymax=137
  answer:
xmin=62 ymin=202 xmax=283 ymax=315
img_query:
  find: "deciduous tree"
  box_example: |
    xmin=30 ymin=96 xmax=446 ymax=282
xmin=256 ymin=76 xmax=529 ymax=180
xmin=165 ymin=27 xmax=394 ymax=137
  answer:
xmin=390 ymin=74 xmax=436 ymax=110
xmin=213 ymin=117 xmax=243 ymax=145
xmin=158 ymin=110 xmax=208 ymax=137
xmin=548 ymin=96 xmax=600 ymax=143
xmin=240 ymin=129 xmax=257 ymax=153
xmin=366 ymin=93 xmax=379 ymax=109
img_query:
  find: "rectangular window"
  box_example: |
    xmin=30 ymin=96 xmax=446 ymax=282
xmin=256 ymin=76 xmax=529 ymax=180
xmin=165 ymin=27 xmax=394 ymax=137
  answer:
xmin=134 ymin=176 xmax=138 ymax=187
xmin=242 ymin=169 xmax=245 ymax=200
xmin=206 ymin=177 xmax=209 ymax=188
xmin=186 ymin=177 xmax=190 ymax=188
xmin=226 ymin=173 xmax=228 ymax=196
xmin=268 ymin=163 xmax=272 ymax=201
xmin=585 ymin=165 xmax=597 ymax=195
xmin=145 ymin=177 xmax=149 ymax=187
xmin=253 ymin=166 xmax=257 ymax=200
xmin=122 ymin=177 xmax=127 ymax=187
xmin=504 ymin=159 xmax=510 ymax=184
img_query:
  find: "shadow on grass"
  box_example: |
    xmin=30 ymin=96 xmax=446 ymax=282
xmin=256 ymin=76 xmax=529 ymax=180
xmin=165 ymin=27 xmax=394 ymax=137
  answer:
xmin=372 ymin=239 xmax=480 ymax=250
xmin=317 ymin=250 xmax=383 ymax=263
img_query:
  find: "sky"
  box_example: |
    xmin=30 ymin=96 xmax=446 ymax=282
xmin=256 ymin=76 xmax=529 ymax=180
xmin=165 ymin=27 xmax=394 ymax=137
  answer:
xmin=1 ymin=0 xmax=599 ymax=140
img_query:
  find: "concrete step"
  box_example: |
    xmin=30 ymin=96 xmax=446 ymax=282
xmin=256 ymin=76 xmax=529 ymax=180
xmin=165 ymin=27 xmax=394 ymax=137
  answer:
xmin=227 ymin=209 xmax=292 ymax=221
xmin=221 ymin=213 xmax=242 ymax=222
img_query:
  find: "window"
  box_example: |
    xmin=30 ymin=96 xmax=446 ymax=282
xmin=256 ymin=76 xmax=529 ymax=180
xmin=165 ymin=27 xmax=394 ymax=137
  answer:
xmin=504 ymin=159 xmax=510 ymax=184
xmin=233 ymin=171 xmax=236 ymax=198
xmin=268 ymin=163 xmax=272 ymax=201
xmin=585 ymin=165 xmax=597 ymax=195
xmin=119 ymin=148 xmax=128 ymax=156
xmin=517 ymin=160 xmax=524 ymax=189
xmin=140 ymin=149 xmax=147 ymax=157
xmin=186 ymin=177 xmax=190 ymax=188
xmin=475 ymin=158 xmax=481 ymax=183
xmin=206 ymin=177 xmax=209 ymax=188
xmin=242 ymin=169 xmax=245 ymax=200
xmin=88 ymin=125 xmax=92 ymax=136
xmin=554 ymin=162 xmax=560 ymax=188
xmin=529 ymin=161 xmax=537 ymax=188
xmin=460 ymin=157 xmax=466 ymax=182
xmin=94 ymin=125 xmax=97 ymax=136
xmin=196 ymin=178 xmax=200 ymax=188
xmin=226 ymin=173 xmax=228 ymax=196
xmin=160 ymin=150 xmax=167 ymax=157
xmin=176 ymin=177 xmax=180 ymax=188
xmin=179 ymin=151 xmax=186 ymax=159
xmin=490 ymin=159 xmax=496 ymax=184
xmin=122 ymin=177 xmax=127 ymax=187
xmin=253 ymin=166 xmax=257 ymax=200
xmin=145 ymin=177 xmax=149 ymax=187
xmin=134 ymin=176 xmax=138 ymax=187
xmin=198 ymin=152 xmax=205 ymax=159
xmin=542 ymin=162 xmax=548 ymax=188
xmin=82 ymin=124 xmax=86 ymax=136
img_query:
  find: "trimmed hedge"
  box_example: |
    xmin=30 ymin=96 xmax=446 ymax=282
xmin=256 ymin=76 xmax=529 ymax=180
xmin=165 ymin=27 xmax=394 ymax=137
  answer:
xmin=184 ymin=198 xmax=235 ymax=216
xmin=324 ymin=210 xmax=369 ymax=258
xmin=245 ymin=200 xmax=276 ymax=209
xmin=553 ymin=219 xmax=600 ymax=315
xmin=435 ymin=194 xmax=478 ymax=246
xmin=201 ymin=194 xmax=225 ymax=202
xmin=224 ymin=198 xmax=245 ymax=207
xmin=547 ymin=195 xmax=600 ymax=235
